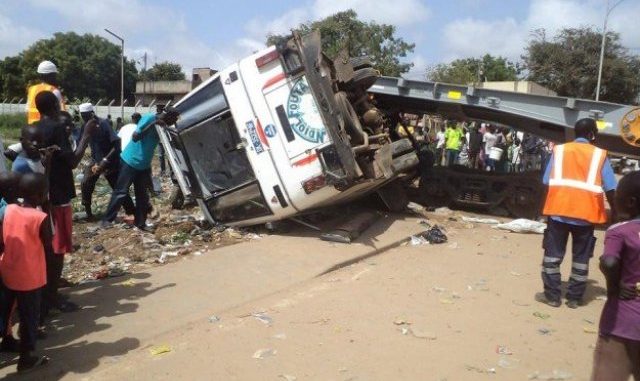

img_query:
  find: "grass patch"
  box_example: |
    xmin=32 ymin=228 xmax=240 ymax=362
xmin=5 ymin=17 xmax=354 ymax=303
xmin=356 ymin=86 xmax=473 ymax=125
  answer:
xmin=0 ymin=113 xmax=24 ymax=143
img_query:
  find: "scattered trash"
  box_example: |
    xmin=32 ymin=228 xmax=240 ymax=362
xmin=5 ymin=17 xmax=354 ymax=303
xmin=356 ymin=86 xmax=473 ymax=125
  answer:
xmin=583 ymin=318 xmax=595 ymax=325
xmin=528 ymin=369 xmax=573 ymax=380
xmin=496 ymin=345 xmax=513 ymax=355
xmin=93 ymin=244 xmax=105 ymax=253
xmin=583 ymin=326 xmax=597 ymax=334
xmin=149 ymin=344 xmax=172 ymax=356
xmin=279 ymin=375 xmax=297 ymax=381
xmin=157 ymin=251 xmax=179 ymax=264
xmin=273 ymin=333 xmax=287 ymax=340
xmin=447 ymin=242 xmax=459 ymax=249
xmin=494 ymin=219 xmax=546 ymax=234
xmin=498 ymin=356 xmax=519 ymax=369
xmin=208 ymin=315 xmax=221 ymax=323
xmin=510 ymin=271 xmax=523 ymax=277
xmin=595 ymin=295 xmax=607 ymax=301
xmin=462 ymin=216 xmax=500 ymax=224
xmin=409 ymin=328 xmax=437 ymax=340
xmin=417 ymin=220 xmax=431 ymax=227
xmin=533 ymin=312 xmax=551 ymax=320
xmin=252 ymin=312 xmax=273 ymax=325
xmin=253 ymin=348 xmax=277 ymax=359
xmin=393 ymin=319 xmax=411 ymax=325
xmin=411 ymin=226 xmax=448 ymax=245
xmin=538 ymin=327 xmax=552 ymax=335
xmin=432 ymin=286 xmax=446 ymax=293
xmin=434 ymin=207 xmax=454 ymax=216
xmin=120 ymin=279 xmax=136 ymax=287
xmin=439 ymin=298 xmax=455 ymax=304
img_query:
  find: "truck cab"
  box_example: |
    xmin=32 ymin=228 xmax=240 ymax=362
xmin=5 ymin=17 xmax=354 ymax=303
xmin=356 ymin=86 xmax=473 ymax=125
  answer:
xmin=159 ymin=31 xmax=418 ymax=227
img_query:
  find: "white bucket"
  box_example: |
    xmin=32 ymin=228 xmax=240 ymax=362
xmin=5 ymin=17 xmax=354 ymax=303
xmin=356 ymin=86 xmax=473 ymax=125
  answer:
xmin=489 ymin=147 xmax=504 ymax=161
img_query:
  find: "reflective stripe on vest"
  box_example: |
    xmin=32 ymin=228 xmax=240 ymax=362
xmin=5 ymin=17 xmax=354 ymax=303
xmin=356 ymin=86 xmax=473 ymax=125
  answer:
xmin=547 ymin=145 xmax=604 ymax=194
xmin=543 ymin=142 xmax=608 ymax=224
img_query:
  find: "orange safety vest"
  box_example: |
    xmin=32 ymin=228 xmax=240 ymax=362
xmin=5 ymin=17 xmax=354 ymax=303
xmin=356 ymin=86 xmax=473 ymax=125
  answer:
xmin=26 ymin=82 xmax=65 ymax=124
xmin=542 ymin=142 xmax=608 ymax=224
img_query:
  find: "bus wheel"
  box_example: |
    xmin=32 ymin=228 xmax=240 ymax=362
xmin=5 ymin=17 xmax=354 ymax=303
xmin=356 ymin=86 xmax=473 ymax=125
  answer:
xmin=349 ymin=56 xmax=373 ymax=71
xmin=377 ymin=180 xmax=409 ymax=212
xmin=352 ymin=67 xmax=380 ymax=90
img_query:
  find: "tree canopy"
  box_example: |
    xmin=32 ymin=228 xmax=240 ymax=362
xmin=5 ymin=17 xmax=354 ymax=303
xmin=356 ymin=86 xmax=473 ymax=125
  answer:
xmin=426 ymin=54 xmax=521 ymax=84
xmin=141 ymin=61 xmax=186 ymax=81
xmin=267 ymin=10 xmax=415 ymax=77
xmin=0 ymin=32 xmax=138 ymax=102
xmin=522 ymin=27 xmax=640 ymax=104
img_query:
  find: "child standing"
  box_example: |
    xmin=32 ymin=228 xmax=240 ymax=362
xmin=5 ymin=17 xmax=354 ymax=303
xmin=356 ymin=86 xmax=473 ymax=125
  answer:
xmin=592 ymin=171 xmax=640 ymax=380
xmin=0 ymin=172 xmax=51 ymax=372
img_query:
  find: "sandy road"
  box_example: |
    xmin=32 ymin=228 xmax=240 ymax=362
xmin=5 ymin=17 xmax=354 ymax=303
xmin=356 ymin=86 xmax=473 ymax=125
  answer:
xmin=2 ymin=210 xmax=608 ymax=380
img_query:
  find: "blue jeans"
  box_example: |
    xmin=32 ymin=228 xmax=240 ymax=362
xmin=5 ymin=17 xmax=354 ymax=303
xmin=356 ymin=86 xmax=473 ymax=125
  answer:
xmin=103 ymin=160 xmax=151 ymax=228
xmin=446 ymin=149 xmax=459 ymax=166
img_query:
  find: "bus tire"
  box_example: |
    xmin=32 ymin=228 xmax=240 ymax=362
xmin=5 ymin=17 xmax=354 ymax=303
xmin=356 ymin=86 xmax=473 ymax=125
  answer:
xmin=349 ymin=56 xmax=373 ymax=71
xmin=377 ymin=180 xmax=409 ymax=212
xmin=391 ymin=138 xmax=414 ymax=158
xmin=352 ymin=67 xmax=380 ymax=90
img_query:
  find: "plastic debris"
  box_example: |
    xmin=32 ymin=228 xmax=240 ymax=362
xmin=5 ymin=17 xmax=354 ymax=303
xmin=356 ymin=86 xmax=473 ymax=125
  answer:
xmin=252 ymin=312 xmax=273 ymax=325
xmin=538 ymin=327 xmax=552 ymax=335
xmin=149 ymin=344 xmax=172 ymax=356
xmin=494 ymin=219 xmax=546 ymax=234
xmin=434 ymin=207 xmax=454 ymax=216
xmin=411 ymin=226 xmax=448 ymax=245
xmin=595 ymin=295 xmax=607 ymax=301
xmin=462 ymin=216 xmax=500 ymax=224
xmin=496 ymin=345 xmax=513 ymax=355
xmin=208 ymin=315 xmax=220 ymax=323
xmin=120 ymin=279 xmax=136 ymax=287
xmin=447 ymin=242 xmax=459 ymax=249
xmin=432 ymin=286 xmax=446 ymax=293
xmin=253 ymin=348 xmax=277 ymax=359
xmin=439 ymin=298 xmax=455 ymax=304
xmin=528 ymin=370 xmax=573 ymax=380
xmin=279 ymin=375 xmax=297 ymax=381
xmin=393 ymin=319 xmax=411 ymax=325
xmin=533 ymin=311 xmax=551 ymax=320
xmin=498 ymin=357 xmax=519 ymax=369
xmin=583 ymin=326 xmax=597 ymax=334
xmin=273 ymin=333 xmax=287 ymax=340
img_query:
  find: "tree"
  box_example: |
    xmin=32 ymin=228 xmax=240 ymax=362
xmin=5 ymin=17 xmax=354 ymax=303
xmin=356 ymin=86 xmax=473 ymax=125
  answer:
xmin=522 ymin=27 xmax=640 ymax=104
xmin=141 ymin=61 xmax=186 ymax=81
xmin=0 ymin=56 xmax=23 ymax=100
xmin=426 ymin=54 xmax=521 ymax=84
xmin=266 ymin=10 xmax=415 ymax=77
xmin=0 ymin=32 xmax=138 ymax=102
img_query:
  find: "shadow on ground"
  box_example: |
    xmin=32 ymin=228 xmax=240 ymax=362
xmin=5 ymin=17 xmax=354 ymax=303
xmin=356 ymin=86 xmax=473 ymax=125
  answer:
xmin=0 ymin=272 xmax=175 ymax=380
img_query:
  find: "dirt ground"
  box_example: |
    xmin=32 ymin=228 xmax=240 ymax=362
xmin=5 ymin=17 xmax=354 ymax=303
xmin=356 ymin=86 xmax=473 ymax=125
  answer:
xmin=65 ymin=207 xmax=607 ymax=381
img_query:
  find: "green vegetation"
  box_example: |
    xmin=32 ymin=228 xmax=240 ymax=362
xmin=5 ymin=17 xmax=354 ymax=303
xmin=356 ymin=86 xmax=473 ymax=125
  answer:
xmin=267 ymin=10 xmax=415 ymax=77
xmin=523 ymin=27 xmax=640 ymax=104
xmin=0 ymin=113 xmax=25 ymax=142
xmin=142 ymin=62 xmax=186 ymax=81
xmin=427 ymin=54 xmax=521 ymax=84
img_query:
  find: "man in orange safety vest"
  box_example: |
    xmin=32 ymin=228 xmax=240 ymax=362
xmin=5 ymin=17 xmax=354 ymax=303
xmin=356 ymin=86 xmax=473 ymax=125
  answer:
xmin=26 ymin=60 xmax=65 ymax=125
xmin=539 ymin=118 xmax=617 ymax=309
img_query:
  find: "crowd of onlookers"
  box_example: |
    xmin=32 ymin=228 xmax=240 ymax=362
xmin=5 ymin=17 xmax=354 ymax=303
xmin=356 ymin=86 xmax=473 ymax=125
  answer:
xmin=404 ymin=116 xmax=553 ymax=173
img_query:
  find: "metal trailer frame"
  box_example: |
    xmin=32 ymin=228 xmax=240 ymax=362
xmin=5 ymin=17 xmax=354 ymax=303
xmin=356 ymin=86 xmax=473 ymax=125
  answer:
xmin=369 ymin=76 xmax=640 ymax=156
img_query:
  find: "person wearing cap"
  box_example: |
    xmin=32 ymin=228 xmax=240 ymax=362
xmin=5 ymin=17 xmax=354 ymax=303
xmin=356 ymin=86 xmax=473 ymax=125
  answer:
xmin=26 ymin=61 xmax=65 ymax=125
xmin=538 ymin=118 xmax=617 ymax=309
xmin=78 ymin=103 xmax=135 ymax=220
xmin=101 ymin=107 xmax=180 ymax=231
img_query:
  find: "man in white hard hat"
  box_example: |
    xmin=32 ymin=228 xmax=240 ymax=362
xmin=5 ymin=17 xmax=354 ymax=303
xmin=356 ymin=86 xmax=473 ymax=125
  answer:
xmin=25 ymin=60 xmax=66 ymax=125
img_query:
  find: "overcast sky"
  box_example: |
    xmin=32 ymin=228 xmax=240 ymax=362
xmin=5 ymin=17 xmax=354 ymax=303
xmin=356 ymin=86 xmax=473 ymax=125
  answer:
xmin=2 ymin=0 xmax=639 ymax=79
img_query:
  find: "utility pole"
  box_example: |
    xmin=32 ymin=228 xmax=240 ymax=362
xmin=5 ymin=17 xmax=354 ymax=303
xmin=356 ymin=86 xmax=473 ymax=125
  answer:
xmin=142 ymin=52 xmax=147 ymax=106
xmin=595 ymin=0 xmax=626 ymax=101
xmin=104 ymin=28 xmax=125 ymax=119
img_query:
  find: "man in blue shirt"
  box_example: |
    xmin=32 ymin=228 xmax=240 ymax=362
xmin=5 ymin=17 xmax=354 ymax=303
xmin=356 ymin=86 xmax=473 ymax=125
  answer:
xmin=101 ymin=107 xmax=179 ymax=231
xmin=539 ymin=119 xmax=617 ymax=309
xmin=78 ymin=103 xmax=134 ymax=220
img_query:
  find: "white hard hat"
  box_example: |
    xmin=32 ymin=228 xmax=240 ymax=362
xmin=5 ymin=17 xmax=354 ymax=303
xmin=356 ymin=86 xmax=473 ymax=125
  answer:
xmin=79 ymin=103 xmax=94 ymax=113
xmin=37 ymin=60 xmax=58 ymax=74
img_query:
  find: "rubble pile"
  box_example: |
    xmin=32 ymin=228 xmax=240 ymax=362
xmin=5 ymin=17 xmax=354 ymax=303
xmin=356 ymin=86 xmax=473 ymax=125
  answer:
xmin=63 ymin=171 xmax=256 ymax=285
